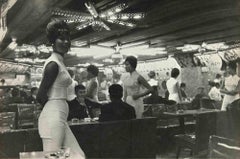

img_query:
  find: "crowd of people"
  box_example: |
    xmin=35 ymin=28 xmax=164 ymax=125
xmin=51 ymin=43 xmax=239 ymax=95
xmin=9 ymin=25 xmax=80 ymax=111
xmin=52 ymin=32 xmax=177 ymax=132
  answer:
xmin=0 ymin=20 xmax=239 ymax=158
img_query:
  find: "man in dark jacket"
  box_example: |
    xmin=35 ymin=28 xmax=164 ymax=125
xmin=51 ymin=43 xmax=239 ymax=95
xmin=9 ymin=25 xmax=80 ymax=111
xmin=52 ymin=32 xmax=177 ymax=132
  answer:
xmin=99 ymin=84 xmax=136 ymax=122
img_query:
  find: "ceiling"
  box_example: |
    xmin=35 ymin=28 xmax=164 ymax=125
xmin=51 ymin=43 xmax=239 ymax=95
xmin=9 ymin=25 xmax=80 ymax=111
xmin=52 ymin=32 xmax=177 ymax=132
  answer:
xmin=0 ymin=0 xmax=240 ymax=66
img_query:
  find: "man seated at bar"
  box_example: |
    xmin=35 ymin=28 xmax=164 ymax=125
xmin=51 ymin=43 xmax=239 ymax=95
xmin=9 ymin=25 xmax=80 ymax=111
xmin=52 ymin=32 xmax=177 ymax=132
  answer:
xmin=99 ymin=84 xmax=136 ymax=122
xmin=67 ymin=84 xmax=89 ymax=121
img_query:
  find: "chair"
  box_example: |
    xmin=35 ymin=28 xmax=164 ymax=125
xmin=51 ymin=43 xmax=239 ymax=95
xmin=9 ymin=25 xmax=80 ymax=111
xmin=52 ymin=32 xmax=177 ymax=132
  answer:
xmin=0 ymin=112 xmax=16 ymax=129
xmin=174 ymin=111 xmax=217 ymax=158
xmin=200 ymin=98 xmax=219 ymax=109
xmin=209 ymin=135 xmax=240 ymax=159
xmin=17 ymin=104 xmax=36 ymax=128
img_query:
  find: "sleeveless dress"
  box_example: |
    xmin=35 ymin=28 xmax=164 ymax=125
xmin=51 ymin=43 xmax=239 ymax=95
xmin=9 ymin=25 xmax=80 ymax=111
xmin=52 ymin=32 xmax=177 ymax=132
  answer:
xmin=221 ymin=75 xmax=240 ymax=110
xmin=38 ymin=53 xmax=85 ymax=158
xmin=123 ymin=71 xmax=144 ymax=118
xmin=166 ymin=77 xmax=180 ymax=103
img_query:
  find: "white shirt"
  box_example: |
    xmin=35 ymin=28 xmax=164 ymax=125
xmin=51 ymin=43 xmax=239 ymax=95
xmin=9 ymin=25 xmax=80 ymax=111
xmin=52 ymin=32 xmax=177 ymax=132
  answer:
xmin=208 ymin=87 xmax=222 ymax=101
xmin=148 ymin=78 xmax=158 ymax=87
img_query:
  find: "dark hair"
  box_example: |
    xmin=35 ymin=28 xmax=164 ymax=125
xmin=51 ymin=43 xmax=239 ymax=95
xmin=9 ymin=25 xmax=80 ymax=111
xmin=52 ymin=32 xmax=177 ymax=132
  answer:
xmin=228 ymin=61 xmax=237 ymax=71
xmin=87 ymin=65 xmax=99 ymax=76
xmin=216 ymin=74 xmax=221 ymax=78
xmin=180 ymin=83 xmax=186 ymax=88
xmin=68 ymin=70 xmax=74 ymax=78
xmin=125 ymin=56 xmax=137 ymax=69
xmin=30 ymin=87 xmax=38 ymax=94
xmin=0 ymin=79 xmax=5 ymax=83
xmin=75 ymin=84 xmax=86 ymax=94
xmin=46 ymin=19 xmax=70 ymax=44
xmin=171 ymin=68 xmax=180 ymax=78
xmin=109 ymin=84 xmax=123 ymax=99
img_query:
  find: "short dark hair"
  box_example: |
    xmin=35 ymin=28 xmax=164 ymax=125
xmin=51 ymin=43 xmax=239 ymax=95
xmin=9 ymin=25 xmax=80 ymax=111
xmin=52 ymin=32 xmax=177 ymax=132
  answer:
xmin=109 ymin=84 xmax=123 ymax=99
xmin=68 ymin=70 xmax=74 ymax=78
xmin=180 ymin=83 xmax=186 ymax=88
xmin=171 ymin=68 xmax=180 ymax=78
xmin=87 ymin=65 xmax=99 ymax=76
xmin=75 ymin=84 xmax=86 ymax=94
xmin=124 ymin=56 xmax=137 ymax=69
xmin=46 ymin=19 xmax=70 ymax=44
xmin=228 ymin=61 xmax=237 ymax=70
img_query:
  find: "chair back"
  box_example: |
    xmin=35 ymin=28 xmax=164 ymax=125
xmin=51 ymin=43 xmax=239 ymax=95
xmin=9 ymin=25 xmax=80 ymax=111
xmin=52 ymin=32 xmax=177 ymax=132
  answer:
xmin=195 ymin=112 xmax=217 ymax=153
xmin=200 ymin=98 xmax=218 ymax=109
xmin=209 ymin=135 xmax=240 ymax=159
xmin=227 ymin=99 xmax=240 ymax=140
xmin=17 ymin=104 xmax=36 ymax=128
xmin=0 ymin=112 xmax=16 ymax=129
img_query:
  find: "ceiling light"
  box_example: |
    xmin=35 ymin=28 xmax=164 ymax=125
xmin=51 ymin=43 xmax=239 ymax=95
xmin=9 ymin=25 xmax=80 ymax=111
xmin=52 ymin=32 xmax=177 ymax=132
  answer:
xmin=115 ymin=8 xmax=121 ymax=12
xmin=107 ymin=11 xmax=114 ymax=16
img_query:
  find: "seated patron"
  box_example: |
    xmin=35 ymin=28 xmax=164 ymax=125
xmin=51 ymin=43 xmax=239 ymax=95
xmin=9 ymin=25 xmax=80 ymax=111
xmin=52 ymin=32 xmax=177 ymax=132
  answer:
xmin=67 ymin=84 xmax=89 ymax=121
xmin=99 ymin=84 xmax=136 ymax=122
xmin=143 ymin=86 xmax=176 ymax=105
xmin=180 ymin=83 xmax=187 ymax=100
xmin=26 ymin=87 xmax=38 ymax=104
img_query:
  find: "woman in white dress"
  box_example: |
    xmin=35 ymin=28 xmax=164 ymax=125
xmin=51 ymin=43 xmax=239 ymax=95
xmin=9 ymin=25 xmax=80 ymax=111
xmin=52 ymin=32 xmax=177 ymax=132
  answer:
xmin=36 ymin=20 xmax=85 ymax=158
xmin=166 ymin=68 xmax=182 ymax=104
xmin=122 ymin=56 xmax=153 ymax=118
xmin=220 ymin=61 xmax=240 ymax=111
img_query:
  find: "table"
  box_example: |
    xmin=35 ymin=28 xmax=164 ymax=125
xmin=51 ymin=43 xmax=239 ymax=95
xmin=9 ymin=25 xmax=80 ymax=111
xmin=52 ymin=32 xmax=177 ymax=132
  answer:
xmin=163 ymin=109 xmax=222 ymax=133
xmin=20 ymin=150 xmax=72 ymax=159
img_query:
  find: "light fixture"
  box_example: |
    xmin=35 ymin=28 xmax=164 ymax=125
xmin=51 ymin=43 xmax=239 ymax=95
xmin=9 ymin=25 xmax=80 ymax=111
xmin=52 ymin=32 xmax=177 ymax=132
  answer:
xmin=52 ymin=1 xmax=145 ymax=31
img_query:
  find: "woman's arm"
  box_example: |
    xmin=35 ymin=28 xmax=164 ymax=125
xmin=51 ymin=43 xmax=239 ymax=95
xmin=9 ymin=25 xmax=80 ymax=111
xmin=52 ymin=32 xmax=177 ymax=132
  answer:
xmin=85 ymin=80 xmax=97 ymax=99
xmin=36 ymin=62 xmax=59 ymax=106
xmin=220 ymin=80 xmax=240 ymax=96
xmin=132 ymin=75 xmax=153 ymax=100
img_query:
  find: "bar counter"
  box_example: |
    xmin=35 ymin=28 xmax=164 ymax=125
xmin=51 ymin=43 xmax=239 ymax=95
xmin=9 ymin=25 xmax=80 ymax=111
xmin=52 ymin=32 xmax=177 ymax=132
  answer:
xmin=0 ymin=117 xmax=157 ymax=158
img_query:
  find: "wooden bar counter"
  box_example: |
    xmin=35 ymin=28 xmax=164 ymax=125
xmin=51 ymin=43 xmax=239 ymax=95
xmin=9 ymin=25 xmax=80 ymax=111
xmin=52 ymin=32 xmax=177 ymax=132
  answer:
xmin=0 ymin=117 xmax=157 ymax=158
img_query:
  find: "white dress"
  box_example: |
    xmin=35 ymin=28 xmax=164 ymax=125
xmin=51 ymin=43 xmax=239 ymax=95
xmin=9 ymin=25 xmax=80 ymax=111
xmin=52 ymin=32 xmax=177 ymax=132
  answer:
xmin=38 ymin=53 xmax=85 ymax=158
xmin=166 ymin=77 xmax=180 ymax=103
xmin=221 ymin=75 xmax=240 ymax=110
xmin=123 ymin=71 xmax=143 ymax=118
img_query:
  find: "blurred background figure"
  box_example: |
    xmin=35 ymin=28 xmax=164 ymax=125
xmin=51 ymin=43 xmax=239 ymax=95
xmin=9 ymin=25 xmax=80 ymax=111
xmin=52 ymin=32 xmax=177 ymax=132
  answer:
xmin=208 ymin=82 xmax=222 ymax=102
xmin=26 ymin=87 xmax=38 ymax=104
xmin=191 ymin=87 xmax=208 ymax=109
xmin=166 ymin=68 xmax=182 ymax=104
xmin=99 ymin=74 xmax=108 ymax=101
xmin=148 ymin=71 xmax=158 ymax=87
xmin=122 ymin=56 xmax=153 ymax=118
xmin=113 ymin=73 xmax=123 ymax=86
xmin=161 ymin=80 xmax=169 ymax=100
xmin=99 ymin=84 xmax=136 ymax=122
xmin=0 ymin=79 xmax=7 ymax=86
xmin=67 ymin=69 xmax=78 ymax=102
xmin=85 ymin=65 xmax=99 ymax=102
xmin=180 ymin=82 xmax=187 ymax=100
xmin=220 ymin=61 xmax=240 ymax=111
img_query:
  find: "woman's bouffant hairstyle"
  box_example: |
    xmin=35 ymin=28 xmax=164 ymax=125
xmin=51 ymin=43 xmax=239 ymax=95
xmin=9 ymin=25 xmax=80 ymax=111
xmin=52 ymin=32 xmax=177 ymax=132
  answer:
xmin=46 ymin=19 xmax=70 ymax=44
xmin=171 ymin=68 xmax=180 ymax=78
xmin=125 ymin=56 xmax=137 ymax=69
xmin=87 ymin=65 xmax=99 ymax=76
